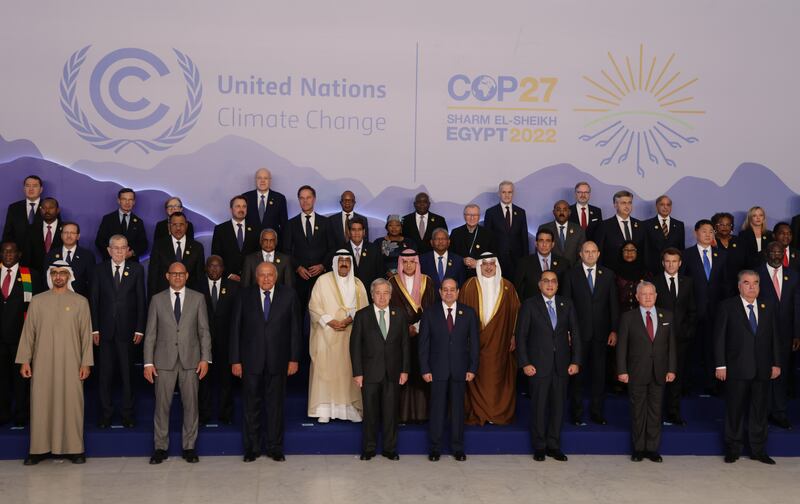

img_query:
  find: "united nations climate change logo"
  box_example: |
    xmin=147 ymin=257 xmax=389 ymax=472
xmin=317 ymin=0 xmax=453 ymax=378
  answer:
xmin=59 ymin=46 xmax=202 ymax=154
xmin=575 ymin=45 xmax=704 ymax=177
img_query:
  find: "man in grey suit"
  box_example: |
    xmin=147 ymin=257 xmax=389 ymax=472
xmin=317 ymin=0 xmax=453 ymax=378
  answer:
xmin=541 ymin=200 xmax=585 ymax=268
xmin=143 ymin=262 xmax=211 ymax=465
xmin=241 ymin=228 xmax=294 ymax=288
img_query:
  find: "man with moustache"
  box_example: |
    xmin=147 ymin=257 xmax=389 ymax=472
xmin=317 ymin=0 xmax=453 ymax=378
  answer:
xmin=540 ymin=200 xmax=585 ymax=268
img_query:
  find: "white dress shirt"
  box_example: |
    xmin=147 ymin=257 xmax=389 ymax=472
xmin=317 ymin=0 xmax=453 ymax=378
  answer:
xmin=663 ymin=272 xmax=679 ymax=296
xmin=0 ymin=264 xmax=20 ymax=291
xmin=616 ymin=214 xmax=632 ymax=238
xmin=261 ymin=250 xmax=275 ymax=263
xmin=42 ymin=219 xmax=59 ymax=240
xmin=373 ymin=304 xmax=391 ymax=333
xmin=503 ymin=204 xmax=513 ymax=226
xmin=171 ymin=235 xmax=185 ymax=259
xmin=302 ymin=212 xmax=317 ymax=237
xmin=230 ymin=218 xmax=246 ymax=234
xmin=697 ymin=244 xmax=713 ymax=268
xmin=766 ymin=264 xmax=783 ymax=293
xmin=442 ymin=301 xmax=457 ymax=324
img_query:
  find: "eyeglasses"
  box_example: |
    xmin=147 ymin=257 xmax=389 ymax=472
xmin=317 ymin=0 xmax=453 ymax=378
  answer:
xmin=167 ymin=272 xmax=187 ymax=277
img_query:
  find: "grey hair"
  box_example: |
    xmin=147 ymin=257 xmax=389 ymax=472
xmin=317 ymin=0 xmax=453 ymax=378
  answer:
xmin=430 ymin=227 xmax=449 ymax=240
xmin=498 ymin=180 xmax=514 ymax=191
xmin=635 ymin=280 xmax=656 ymax=295
xmin=370 ymin=277 xmax=393 ymax=296
xmin=463 ymin=203 xmax=480 ymax=214
xmin=260 ymin=228 xmax=278 ymax=241
xmin=108 ymin=234 xmax=128 ymax=247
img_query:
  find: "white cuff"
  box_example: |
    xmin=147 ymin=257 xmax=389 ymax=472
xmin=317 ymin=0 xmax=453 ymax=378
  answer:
xmin=319 ymin=314 xmax=334 ymax=327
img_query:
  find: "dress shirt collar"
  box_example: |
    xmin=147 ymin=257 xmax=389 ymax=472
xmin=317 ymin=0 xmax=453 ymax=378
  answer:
xmin=350 ymin=240 xmax=364 ymax=250
xmin=542 ymin=294 xmax=556 ymax=304
xmin=373 ymin=304 xmax=391 ymax=331
xmin=639 ymin=306 xmax=657 ymax=326
xmin=262 ymin=250 xmax=275 ymax=262
xmin=111 ymin=260 xmax=125 ymax=272
xmin=740 ymin=297 xmax=758 ymax=322
xmin=435 ymin=251 xmax=448 ymax=262
xmin=42 ymin=219 xmax=58 ymax=233
xmin=582 ymin=263 xmax=597 ymax=276
xmin=258 ymin=189 xmax=270 ymax=199
xmin=696 ymin=243 xmax=713 ymax=258
xmin=2 ymin=264 xmax=19 ymax=283
xmin=231 ymin=218 xmax=246 ymax=230
xmin=442 ymin=301 xmax=457 ymax=319
xmin=664 ymin=271 xmax=679 ymax=294
xmin=207 ymin=277 xmax=221 ymax=292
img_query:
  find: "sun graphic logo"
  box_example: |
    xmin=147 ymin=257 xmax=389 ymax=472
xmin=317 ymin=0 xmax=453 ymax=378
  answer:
xmin=574 ymin=45 xmax=705 ymax=177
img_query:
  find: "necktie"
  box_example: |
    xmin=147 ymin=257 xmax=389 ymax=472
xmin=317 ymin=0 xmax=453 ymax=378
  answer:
xmin=662 ymin=218 xmax=669 ymax=237
xmin=542 ymin=257 xmax=549 ymax=271
xmin=114 ymin=265 xmax=121 ymax=287
xmin=580 ymin=207 xmax=588 ymax=229
xmin=121 ymin=213 xmax=128 ymax=233
xmin=174 ymin=291 xmax=181 ymax=324
xmin=702 ymin=249 xmax=711 ymax=280
xmin=44 ymin=225 xmax=52 ymax=253
xmin=259 ymin=195 xmax=266 ymax=222
xmin=772 ymin=268 xmax=782 ymax=300
xmin=305 ymin=214 xmax=313 ymax=239
xmin=437 ymin=255 xmax=445 ymax=282
xmin=587 ymin=268 xmax=594 ymax=293
xmin=175 ymin=240 xmax=182 ymax=261
xmin=784 ymin=249 xmax=790 ymax=268
xmin=747 ymin=304 xmax=757 ymax=334
xmin=559 ymin=225 xmax=566 ymax=247
xmin=418 ymin=215 xmax=426 ymax=238
xmin=264 ymin=252 xmax=272 ymax=263
xmin=354 ymin=246 xmax=361 ymax=267
xmin=447 ymin=307 xmax=454 ymax=333
xmin=1 ymin=269 xmax=11 ymax=299
xmin=345 ymin=213 xmax=351 ymax=240
xmin=546 ymin=299 xmax=557 ymax=330
xmin=669 ymin=276 xmax=677 ymax=300
xmin=237 ymin=223 xmax=244 ymax=250
xmin=623 ymin=220 xmax=632 ymax=241
xmin=28 ymin=203 xmax=35 ymax=224
xmin=263 ymin=290 xmax=271 ymax=321
xmin=211 ymin=281 xmax=218 ymax=310
xmin=646 ymin=311 xmax=655 ymax=342
xmin=66 ymin=250 xmax=73 ymax=264
xmin=379 ymin=309 xmax=388 ymax=339
xmin=504 ymin=206 xmax=511 ymax=230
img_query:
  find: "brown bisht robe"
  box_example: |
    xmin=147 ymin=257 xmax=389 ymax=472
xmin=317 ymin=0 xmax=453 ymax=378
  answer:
xmin=16 ymin=290 xmax=93 ymax=455
xmin=389 ymin=273 xmax=435 ymax=422
xmin=458 ymin=276 xmax=520 ymax=425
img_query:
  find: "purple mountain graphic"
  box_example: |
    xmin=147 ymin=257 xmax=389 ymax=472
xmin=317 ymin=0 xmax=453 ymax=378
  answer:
xmin=0 ymin=135 xmax=41 ymax=164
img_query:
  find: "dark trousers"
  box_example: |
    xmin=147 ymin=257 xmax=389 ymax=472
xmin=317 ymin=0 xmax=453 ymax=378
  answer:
xmin=769 ymin=339 xmax=793 ymax=420
xmin=724 ymin=378 xmax=770 ymax=457
xmin=694 ymin=318 xmax=717 ymax=391
xmin=199 ymin=335 xmax=234 ymax=422
xmin=528 ymin=373 xmax=567 ymax=451
xmin=628 ymin=381 xmax=665 ymax=453
xmin=242 ymin=371 xmax=286 ymax=454
xmin=429 ymin=378 xmax=466 ymax=452
xmin=361 ymin=377 xmax=399 ymax=453
xmin=665 ymin=337 xmax=690 ymax=418
xmin=0 ymin=341 xmax=28 ymax=423
xmin=98 ymin=336 xmax=135 ymax=421
xmin=570 ymin=337 xmax=606 ymax=418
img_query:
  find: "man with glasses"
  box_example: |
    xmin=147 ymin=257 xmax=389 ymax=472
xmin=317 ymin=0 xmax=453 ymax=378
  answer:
xmin=152 ymin=197 xmax=195 ymax=244
xmin=449 ymin=204 xmax=495 ymax=278
xmin=569 ymin=182 xmax=603 ymax=241
xmin=44 ymin=222 xmax=96 ymax=297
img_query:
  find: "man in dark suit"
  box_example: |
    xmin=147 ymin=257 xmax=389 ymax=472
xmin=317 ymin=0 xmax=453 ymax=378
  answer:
xmin=330 ymin=190 xmax=369 ymax=247
xmin=198 ymin=255 xmax=240 ymax=425
xmin=89 ymin=234 xmax=146 ymax=428
xmin=94 ymin=188 xmax=148 ymax=262
xmin=419 ymin=278 xmax=479 ymax=461
xmin=715 ymin=270 xmax=781 ymax=464
xmin=283 ymin=185 xmax=337 ymax=306
xmin=343 ymin=217 xmax=382 ymax=299
xmin=0 ymin=242 xmax=43 ymax=426
xmin=681 ymin=219 xmax=727 ymax=395
xmin=402 ymin=192 xmax=448 ymax=255
xmin=758 ymin=241 xmax=800 ymax=430
xmin=516 ymin=271 xmax=581 ymax=462
xmin=561 ymin=241 xmax=619 ymax=425
xmin=241 ymin=228 xmax=293 ymax=288
xmin=483 ymin=181 xmax=528 ymax=280
xmin=569 ymin=181 xmax=603 ymax=241
xmin=420 ymin=228 xmax=466 ymax=296
xmin=773 ymin=222 xmax=800 ymax=272
xmin=514 ymin=228 xmax=568 ymax=301
xmin=230 ymin=262 xmax=301 ymax=462
xmin=152 ymin=197 xmax=195 ymax=244
xmin=449 ymin=204 xmax=495 ymax=278
xmin=243 ymin=168 xmax=288 ymax=240
xmin=541 ymin=200 xmax=585 ymax=268
xmin=653 ymin=248 xmax=696 ymax=425
xmin=211 ymin=195 xmax=260 ymax=282
xmin=23 ymin=197 xmax=63 ymax=270
xmin=350 ymin=278 xmax=410 ymax=461
xmin=595 ymin=190 xmax=644 ymax=272
xmin=617 ymin=281 xmax=676 ymax=463
xmin=643 ymin=195 xmax=685 ymax=275
xmin=44 ymin=222 xmax=96 ymax=298
xmin=2 ymin=175 xmax=43 ymax=247
xmin=148 ymin=212 xmax=205 ymax=297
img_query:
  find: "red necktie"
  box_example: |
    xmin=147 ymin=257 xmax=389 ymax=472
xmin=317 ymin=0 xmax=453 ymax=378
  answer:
xmin=1 ymin=269 xmax=11 ymax=299
xmin=784 ymin=249 xmax=790 ymax=268
xmin=646 ymin=311 xmax=655 ymax=342
xmin=44 ymin=225 xmax=53 ymax=253
xmin=447 ymin=308 xmax=454 ymax=333
xmin=580 ymin=207 xmax=588 ymax=229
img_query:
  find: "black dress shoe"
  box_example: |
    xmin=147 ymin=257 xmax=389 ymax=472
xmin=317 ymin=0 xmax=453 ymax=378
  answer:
xmin=13 ymin=419 xmax=26 ymax=428
xmin=572 ymin=416 xmax=587 ymax=427
xmin=268 ymin=451 xmax=285 ymax=462
xmin=769 ymin=416 xmax=792 ymax=430
xmin=98 ymin=419 xmax=111 ymax=429
xmin=121 ymin=418 xmax=135 ymax=429
xmin=533 ymin=449 xmax=546 ymax=461
xmin=665 ymin=415 xmax=686 ymax=426
xmin=149 ymin=449 xmax=168 ymax=464
xmin=546 ymin=449 xmax=568 ymax=461
xmin=359 ymin=450 xmax=375 ymax=461
xmin=71 ymin=453 xmax=86 ymax=464
xmin=453 ymin=451 xmax=467 ymax=462
xmin=724 ymin=453 xmax=739 ymax=464
xmin=631 ymin=451 xmax=644 ymax=462
xmin=750 ymin=454 xmax=776 ymax=465
xmin=590 ymin=413 xmax=607 ymax=425
xmin=23 ymin=454 xmax=41 ymax=466
xmin=182 ymin=449 xmax=199 ymax=463
xmin=381 ymin=450 xmax=399 ymax=461
xmin=428 ymin=451 xmax=440 ymax=462
xmin=647 ymin=452 xmax=663 ymax=463
xmin=243 ymin=451 xmax=259 ymax=462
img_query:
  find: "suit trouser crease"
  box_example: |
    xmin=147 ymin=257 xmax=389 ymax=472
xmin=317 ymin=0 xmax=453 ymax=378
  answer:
xmin=628 ymin=381 xmax=664 ymax=452
xmin=529 ymin=373 xmax=567 ymax=451
xmin=361 ymin=377 xmax=399 ymax=453
xmin=725 ymin=378 xmax=769 ymax=457
xmin=153 ymin=363 xmax=199 ymax=450
xmin=242 ymin=372 xmax=286 ymax=453
xmin=429 ymin=378 xmax=466 ymax=452
xmin=99 ymin=337 xmax=135 ymax=419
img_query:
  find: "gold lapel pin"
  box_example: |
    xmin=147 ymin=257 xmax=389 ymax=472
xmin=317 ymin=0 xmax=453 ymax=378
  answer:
xmin=391 ymin=311 xmax=396 ymax=316
xmin=448 ymin=260 xmax=452 ymax=266
xmin=362 ymin=252 xmax=367 ymax=256
xmin=65 ymin=306 xmax=70 ymax=311
xmin=504 ymin=285 xmax=508 ymax=290
xmin=247 ymin=227 xmax=252 ymax=231
xmin=430 ymin=217 xmax=435 ymax=222
xmin=269 ymin=201 xmax=274 ymax=205
xmin=221 ymin=288 xmax=227 ymax=294
xmin=732 ymin=243 xmax=737 ymax=248
xmin=123 ymin=271 xmax=129 ymax=277
xmin=713 ymin=253 xmax=718 ymax=257
xmin=276 ymin=258 xmax=281 ymax=263
xmin=658 ymin=313 xmax=663 ymax=318
xmin=185 ymin=250 xmax=190 ymax=255
xmin=654 ymin=225 xmax=659 ymax=229
xmin=553 ymin=261 xmax=558 ymax=266
xmin=55 ymin=254 xmax=61 ymax=258
xmin=476 ymin=244 xmax=481 ymax=249
xmin=760 ymin=303 xmax=766 ymax=309
xmin=569 ymin=229 xmax=574 ymax=234
xmin=458 ymin=310 xmax=463 ymax=315
xmin=315 ymin=226 xmax=319 ymax=230
xmin=598 ymin=270 xmax=603 ymax=275
xmin=785 ymin=276 xmax=789 ymax=281
xmin=634 ymin=222 xmax=638 ymax=228
xmin=133 ymin=218 xmax=138 ymax=223
xmin=560 ymin=302 xmax=564 ymax=306
xmin=514 ymin=211 xmax=518 ymax=216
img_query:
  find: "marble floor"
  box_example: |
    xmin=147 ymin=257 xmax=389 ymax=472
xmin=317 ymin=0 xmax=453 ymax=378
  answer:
xmin=0 ymin=454 xmax=798 ymax=504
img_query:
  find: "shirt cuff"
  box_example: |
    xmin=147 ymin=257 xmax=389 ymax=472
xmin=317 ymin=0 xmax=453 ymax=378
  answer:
xmin=134 ymin=332 xmax=143 ymax=337
xmin=319 ymin=314 xmax=334 ymax=327
xmin=144 ymin=363 xmax=154 ymax=368
xmin=715 ymin=366 xmax=726 ymax=370
xmin=413 ymin=321 xmax=420 ymax=331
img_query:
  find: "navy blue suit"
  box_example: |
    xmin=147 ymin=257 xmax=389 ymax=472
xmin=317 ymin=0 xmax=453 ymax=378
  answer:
xmin=594 ymin=216 xmax=645 ymax=272
xmin=418 ymin=302 xmax=479 ymax=453
xmin=419 ymin=251 xmax=466 ymax=294
xmin=483 ymin=203 xmax=529 ymax=280
xmin=243 ymin=189 xmax=288 ymax=240
xmin=230 ymin=284 xmax=300 ymax=455
xmin=642 ymin=216 xmax=685 ymax=275
xmin=94 ymin=211 xmax=148 ymax=262
xmin=44 ymin=245 xmax=96 ymax=297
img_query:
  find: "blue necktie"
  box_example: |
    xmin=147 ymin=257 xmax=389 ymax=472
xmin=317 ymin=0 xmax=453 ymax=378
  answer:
xmin=237 ymin=223 xmax=244 ymax=251
xmin=437 ymin=255 xmax=445 ymax=283
xmin=702 ymin=249 xmax=711 ymax=280
xmin=559 ymin=225 xmax=566 ymax=248
xmin=747 ymin=304 xmax=757 ymax=334
xmin=28 ymin=203 xmax=35 ymax=224
xmin=546 ymin=299 xmax=557 ymax=330
xmin=174 ymin=292 xmax=181 ymax=324
xmin=587 ymin=268 xmax=594 ymax=293
xmin=259 ymin=195 xmax=266 ymax=222
xmin=263 ymin=290 xmax=271 ymax=321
